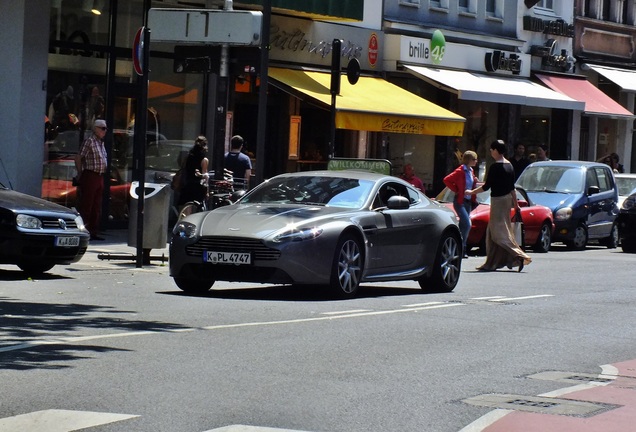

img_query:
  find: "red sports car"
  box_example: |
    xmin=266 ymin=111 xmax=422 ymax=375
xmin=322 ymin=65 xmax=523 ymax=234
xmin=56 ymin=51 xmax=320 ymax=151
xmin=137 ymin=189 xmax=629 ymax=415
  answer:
xmin=42 ymin=159 xmax=130 ymax=221
xmin=436 ymin=186 xmax=554 ymax=254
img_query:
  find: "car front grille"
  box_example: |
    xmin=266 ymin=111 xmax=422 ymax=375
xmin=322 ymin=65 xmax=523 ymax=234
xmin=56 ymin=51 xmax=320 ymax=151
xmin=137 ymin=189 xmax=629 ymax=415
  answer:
xmin=186 ymin=236 xmax=281 ymax=261
xmin=41 ymin=217 xmax=79 ymax=230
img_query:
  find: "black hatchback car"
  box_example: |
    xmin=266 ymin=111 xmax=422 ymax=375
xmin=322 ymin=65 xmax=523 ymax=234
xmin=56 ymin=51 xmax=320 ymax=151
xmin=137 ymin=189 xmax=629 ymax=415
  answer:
xmin=0 ymin=181 xmax=90 ymax=274
xmin=617 ymin=189 xmax=636 ymax=252
xmin=516 ymin=161 xmax=619 ymax=250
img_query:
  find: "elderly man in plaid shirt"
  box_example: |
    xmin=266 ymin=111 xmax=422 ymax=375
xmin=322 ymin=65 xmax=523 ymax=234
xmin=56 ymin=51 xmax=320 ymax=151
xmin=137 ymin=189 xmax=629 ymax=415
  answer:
xmin=75 ymin=119 xmax=108 ymax=240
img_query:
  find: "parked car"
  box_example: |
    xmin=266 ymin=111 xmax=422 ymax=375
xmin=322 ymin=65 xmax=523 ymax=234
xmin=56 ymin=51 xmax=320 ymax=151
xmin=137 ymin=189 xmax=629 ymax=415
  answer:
xmin=436 ymin=186 xmax=554 ymax=253
xmin=614 ymin=173 xmax=636 ymax=208
xmin=41 ymin=159 xmax=131 ymax=220
xmin=516 ymin=161 xmax=619 ymax=250
xmin=170 ymin=170 xmax=463 ymax=298
xmin=0 ymin=181 xmax=90 ymax=274
xmin=617 ymin=187 xmax=636 ymax=252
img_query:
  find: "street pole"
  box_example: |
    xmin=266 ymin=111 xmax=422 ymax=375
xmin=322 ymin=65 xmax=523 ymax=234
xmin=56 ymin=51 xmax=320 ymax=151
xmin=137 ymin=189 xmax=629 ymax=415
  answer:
xmin=255 ymin=0 xmax=271 ymax=186
xmin=329 ymin=39 xmax=341 ymax=160
xmin=213 ymin=0 xmax=233 ymax=181
xmin=135 ymin=25 xmax=150 ymax=268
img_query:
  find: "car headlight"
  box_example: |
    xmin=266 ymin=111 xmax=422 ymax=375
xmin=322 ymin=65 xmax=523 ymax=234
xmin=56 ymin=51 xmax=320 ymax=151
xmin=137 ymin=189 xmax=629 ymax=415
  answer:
xmin=554 ymin=207 xmax=572 ymax=221
xmin=623 ymin=197 xmax=636 ymax=210
xmin=273 ymin=227 xmax=323 ymax=243
xmin=16 ymin=214 xmax=42 ymax=229
xmin=75 ymin=215 xmax=87 ymax=231
xmin=173 ymin=221 xmax=198 ymax=238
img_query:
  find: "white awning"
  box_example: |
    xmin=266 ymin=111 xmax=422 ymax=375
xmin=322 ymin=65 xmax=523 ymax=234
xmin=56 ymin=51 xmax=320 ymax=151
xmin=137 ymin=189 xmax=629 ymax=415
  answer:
xmin=588 ymin=64 xmax=636 ymax=93
xmin=403 ymin=65 xmax=584 ymax=110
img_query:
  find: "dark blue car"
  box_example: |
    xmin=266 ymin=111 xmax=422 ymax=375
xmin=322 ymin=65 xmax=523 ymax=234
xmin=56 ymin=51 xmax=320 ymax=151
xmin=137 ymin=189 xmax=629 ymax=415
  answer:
xmin=516 ymin=161 xmax=619 ymax=250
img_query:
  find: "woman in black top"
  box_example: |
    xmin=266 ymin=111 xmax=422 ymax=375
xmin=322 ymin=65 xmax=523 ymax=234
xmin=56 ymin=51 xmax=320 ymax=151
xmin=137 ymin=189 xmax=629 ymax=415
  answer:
xmin=178 ymin=136 xmax=209 ymax=206
xmin=466 ymin=140 xmax=532 ymax=272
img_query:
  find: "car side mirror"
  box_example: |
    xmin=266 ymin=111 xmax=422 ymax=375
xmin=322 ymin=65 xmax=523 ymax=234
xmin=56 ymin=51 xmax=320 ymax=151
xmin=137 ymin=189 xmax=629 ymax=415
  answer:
xmin=387 ymin=195 xmax=410 ymax=210
xmin=587 ymin=185 xmax=600 ymax=196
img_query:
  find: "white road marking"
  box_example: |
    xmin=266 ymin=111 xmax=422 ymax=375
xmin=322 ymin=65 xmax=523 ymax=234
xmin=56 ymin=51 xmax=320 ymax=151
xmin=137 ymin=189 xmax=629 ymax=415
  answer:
xmin=205 ymin=425 xmax=310 ymax=432
xmin=470 ymin=296 xmax=506 ymax=300
xmin=0 ymin=409 xmax=138 ymax=432
xmin=401 ymin=301 xmax=444 ymax=307
xmin=488 ymin=294 xmax=554 ymax=302
xmin=321 ymin=309 xmax=371 ymax=315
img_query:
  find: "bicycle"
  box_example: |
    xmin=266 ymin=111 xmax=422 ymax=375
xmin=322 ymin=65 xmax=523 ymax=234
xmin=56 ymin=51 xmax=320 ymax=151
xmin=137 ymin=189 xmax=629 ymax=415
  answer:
xmin=177 ymin=170 xmax=237 ymax=221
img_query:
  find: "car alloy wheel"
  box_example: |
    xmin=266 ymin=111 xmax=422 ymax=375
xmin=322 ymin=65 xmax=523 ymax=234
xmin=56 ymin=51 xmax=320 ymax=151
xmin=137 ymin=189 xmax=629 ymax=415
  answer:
xmin=568 ymin=224 xmax=588 ymax=250
xmin=330 ymin=233 xmax=363 ymax=298
xmin=533 ymin=222 xmax=552 ymax=253
xmin=419 ymin=231 xmax=461 ymax=293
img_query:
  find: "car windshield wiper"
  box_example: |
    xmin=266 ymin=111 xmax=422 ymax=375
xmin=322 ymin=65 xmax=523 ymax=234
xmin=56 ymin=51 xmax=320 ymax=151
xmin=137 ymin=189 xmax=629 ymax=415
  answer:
xmin=540 ymin=188 xmax=561 ymax=193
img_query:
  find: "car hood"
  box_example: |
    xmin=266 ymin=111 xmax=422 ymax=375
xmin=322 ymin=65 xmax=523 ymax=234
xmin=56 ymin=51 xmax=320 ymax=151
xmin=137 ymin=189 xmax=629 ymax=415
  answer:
xmin=0 ymin=188 xmax=78 ymax=214
xmin=198 ymin=203 xmax=352 ymax=237
xmin=525 ymin=192 xmax=576 ymax=211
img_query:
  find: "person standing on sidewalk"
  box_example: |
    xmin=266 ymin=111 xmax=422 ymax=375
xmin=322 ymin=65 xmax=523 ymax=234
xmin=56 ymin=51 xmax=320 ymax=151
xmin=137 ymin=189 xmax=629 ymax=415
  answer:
xmin=443 ymin=150 xmax=479 ymax=258
xmin=224 ymin=135 xmax=252 ymax=190
xmin=75 ymin=119 xmax=108 ymax=240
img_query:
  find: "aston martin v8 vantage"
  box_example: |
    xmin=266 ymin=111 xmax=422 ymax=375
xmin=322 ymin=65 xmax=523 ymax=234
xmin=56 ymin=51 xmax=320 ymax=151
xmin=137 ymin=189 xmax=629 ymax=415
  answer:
xmin=169 ymin=170 xmax=462 ymax=298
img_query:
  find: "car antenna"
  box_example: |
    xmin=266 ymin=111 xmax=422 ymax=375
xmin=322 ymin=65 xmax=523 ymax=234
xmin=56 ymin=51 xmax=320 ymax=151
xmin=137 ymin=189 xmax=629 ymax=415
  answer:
xmin=0 ymin=155 xmax=14 ymax=189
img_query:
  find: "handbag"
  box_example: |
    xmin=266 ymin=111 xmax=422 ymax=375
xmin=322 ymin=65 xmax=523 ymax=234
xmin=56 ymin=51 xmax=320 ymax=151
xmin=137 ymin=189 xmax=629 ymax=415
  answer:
xmin=512 ymin=209 xmax=524 ymax=246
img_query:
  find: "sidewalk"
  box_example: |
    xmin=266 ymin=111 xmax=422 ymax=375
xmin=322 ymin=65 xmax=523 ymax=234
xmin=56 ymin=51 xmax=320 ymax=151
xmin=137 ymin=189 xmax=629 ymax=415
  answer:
xmin=80 ymin=228 xmax=170 ymax=269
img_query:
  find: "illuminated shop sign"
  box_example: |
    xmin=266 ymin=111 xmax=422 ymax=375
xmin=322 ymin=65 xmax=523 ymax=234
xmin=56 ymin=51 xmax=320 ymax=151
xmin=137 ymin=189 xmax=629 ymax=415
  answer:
xmin=523 ymin=16 xmax=574 ymax=38
xmin=484 ymin=51 xmax=522 ymax=75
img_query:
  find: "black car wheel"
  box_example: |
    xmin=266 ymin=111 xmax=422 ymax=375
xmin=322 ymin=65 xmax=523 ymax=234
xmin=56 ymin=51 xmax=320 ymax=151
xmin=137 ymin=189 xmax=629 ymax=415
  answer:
xmin=566 ymin=224 xmax=587 ymax=250
xmin=622 ymin=237 xmax=636 ymax=253
xmin=418 ymin=231 xmax=462 ymax=293
xmin=18 ymin=262 xmax=55 ymax=275
xmin=600 ymin=224 xmax=619 ymax=249
xmin=173 ymin=277 xmax=215 ymax=294
xmin=330 ymin=233 xmax=363 ymax=298
xmin=533 ymin=222 xmax=552 ymax=253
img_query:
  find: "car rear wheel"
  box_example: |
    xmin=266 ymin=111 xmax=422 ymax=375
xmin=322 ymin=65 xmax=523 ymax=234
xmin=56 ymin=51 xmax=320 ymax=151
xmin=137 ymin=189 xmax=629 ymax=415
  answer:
xmin=330 ymin=233 xmax=363 ymax=299
xmin=418 ymin=231 xmax=462 ymax=293
xmin=173 ymin=277 xmax=215 ymax=294
xmin=18 ymin=262 xmax=55 ymax=275
xmin=600 ymin=224 xmax=618 ymax=249
xmin=566 ymin=224 xmax=587 ymax=250
xmin=533 ymin=222 xmax=552 ymax=253
xmin=622 ymin=237 xmax=636 ymax=253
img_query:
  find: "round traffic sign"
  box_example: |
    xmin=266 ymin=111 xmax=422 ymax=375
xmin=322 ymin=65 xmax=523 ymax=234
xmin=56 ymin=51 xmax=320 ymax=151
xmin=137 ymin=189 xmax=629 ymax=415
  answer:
xmin=133 ymin=27 xmax=145 ymax=76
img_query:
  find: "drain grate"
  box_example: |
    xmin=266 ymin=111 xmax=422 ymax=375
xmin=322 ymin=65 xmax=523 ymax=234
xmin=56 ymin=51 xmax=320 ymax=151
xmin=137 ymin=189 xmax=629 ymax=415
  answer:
xmin=463 ymin=393 xmax=618 ymax=417
xmin=568 ymin=374 xmax=614 ymax=383
xmin=527 ymin=371 xmax=615 ymax=385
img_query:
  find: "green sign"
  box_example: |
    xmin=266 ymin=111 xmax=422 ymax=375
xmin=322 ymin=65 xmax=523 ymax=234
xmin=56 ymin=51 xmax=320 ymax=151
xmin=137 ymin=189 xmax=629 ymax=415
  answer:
xmin=327 ymin=158 xmax=392 ymax=175
xmin=431 ymin=30 xmax=446 ymax=65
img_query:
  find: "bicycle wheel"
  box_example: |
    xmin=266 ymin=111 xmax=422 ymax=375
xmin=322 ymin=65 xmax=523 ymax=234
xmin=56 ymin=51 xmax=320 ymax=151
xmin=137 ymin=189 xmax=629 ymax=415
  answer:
xmin=178 ymin=202 xmax=202 ymax=221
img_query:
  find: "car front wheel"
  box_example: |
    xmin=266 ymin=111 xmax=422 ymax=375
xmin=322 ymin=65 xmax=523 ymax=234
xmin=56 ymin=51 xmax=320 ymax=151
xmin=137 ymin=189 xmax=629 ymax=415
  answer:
xmin=600 ymin=224 xmax=618 ymax=249
xmin=533 ymin=222 xmax=552 ymax=253
xmin=330 ymin=233 xmax=364 ymax=299
xmin=173 ymin=277 xmax=215 ymax=294
xmin=418 ymin=231 xmax=462 ymax=293
xmin=566 ymin=224 xmax=587 ymax=250
xmin=18 ymin=262 xmax=55 ymax=275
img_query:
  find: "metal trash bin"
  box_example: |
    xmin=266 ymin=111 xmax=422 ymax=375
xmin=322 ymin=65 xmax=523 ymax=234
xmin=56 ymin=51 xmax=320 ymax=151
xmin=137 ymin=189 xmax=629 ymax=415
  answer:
xmin=128 ymin=182 xmax=171 ymax=249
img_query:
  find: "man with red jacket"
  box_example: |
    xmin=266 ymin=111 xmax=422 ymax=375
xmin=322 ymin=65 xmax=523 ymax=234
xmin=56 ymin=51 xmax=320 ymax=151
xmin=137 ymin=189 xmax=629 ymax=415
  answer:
xmin=443 ymin=150 xmax=479 ymax=258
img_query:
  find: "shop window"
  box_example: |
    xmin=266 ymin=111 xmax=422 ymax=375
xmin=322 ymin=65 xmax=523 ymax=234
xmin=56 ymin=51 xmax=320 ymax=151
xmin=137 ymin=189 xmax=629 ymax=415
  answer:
xmin=520 ymin=116 xmax=550 ymax=150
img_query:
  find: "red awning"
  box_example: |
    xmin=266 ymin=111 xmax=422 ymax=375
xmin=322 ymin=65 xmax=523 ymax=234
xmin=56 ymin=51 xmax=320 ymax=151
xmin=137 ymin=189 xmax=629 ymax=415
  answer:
xmin=536 ymin=74 xmax=634 ymax=118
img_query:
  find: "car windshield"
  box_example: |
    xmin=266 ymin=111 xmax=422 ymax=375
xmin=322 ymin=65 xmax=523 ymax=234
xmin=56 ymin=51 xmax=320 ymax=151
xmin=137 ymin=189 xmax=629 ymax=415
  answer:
xmin=615 ymin=176 xmax=636 ymax=196
xmin=241 ymin=176 xmax=375 ymax=208
xmin=516 ymin=166 xmax=584 ymax=193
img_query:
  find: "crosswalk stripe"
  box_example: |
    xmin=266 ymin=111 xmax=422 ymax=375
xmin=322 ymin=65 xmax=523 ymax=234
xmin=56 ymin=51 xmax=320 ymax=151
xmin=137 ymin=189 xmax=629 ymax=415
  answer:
xmin=0 ymin=409 xmax=138 ymax=432
xmin=204 ymin=425 xmax=311 ymax=431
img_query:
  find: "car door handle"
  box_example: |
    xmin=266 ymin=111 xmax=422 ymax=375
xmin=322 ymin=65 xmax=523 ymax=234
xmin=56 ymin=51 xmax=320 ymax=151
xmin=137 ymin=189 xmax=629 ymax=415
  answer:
xmin=412 ymin=218 xmax=422 ymax=223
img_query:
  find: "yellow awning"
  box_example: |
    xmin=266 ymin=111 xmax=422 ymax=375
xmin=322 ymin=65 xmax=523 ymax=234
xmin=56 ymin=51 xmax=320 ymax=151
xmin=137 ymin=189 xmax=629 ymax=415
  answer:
xmin=268 ymin=67 xmax=465 ymax=136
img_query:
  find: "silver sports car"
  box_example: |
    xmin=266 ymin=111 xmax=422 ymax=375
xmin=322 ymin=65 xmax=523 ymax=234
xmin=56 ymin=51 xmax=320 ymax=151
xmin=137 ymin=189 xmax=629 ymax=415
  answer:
xmin=169 ymin=170 xmax=462 ymax=298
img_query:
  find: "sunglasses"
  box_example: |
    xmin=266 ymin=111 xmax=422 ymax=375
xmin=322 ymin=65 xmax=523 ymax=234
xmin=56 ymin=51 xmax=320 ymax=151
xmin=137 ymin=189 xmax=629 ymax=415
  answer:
xmin=96 ymin=126 xmax=107 ymax=131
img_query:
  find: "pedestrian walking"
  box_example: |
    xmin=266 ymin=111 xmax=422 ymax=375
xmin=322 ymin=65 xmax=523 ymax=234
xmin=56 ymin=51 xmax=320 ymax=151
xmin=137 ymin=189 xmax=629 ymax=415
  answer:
xmin=177 ymin=136 xmax=209 ymax=206
xmin=75 ymin=119 xmax=108 ymax=240
xmin=466 ymin=140 xmax=532 ymax=272
xmin=443 ymin=150 xmax=479 ymax=258
xmin=224 ymin=135 xmax=252 ymax=189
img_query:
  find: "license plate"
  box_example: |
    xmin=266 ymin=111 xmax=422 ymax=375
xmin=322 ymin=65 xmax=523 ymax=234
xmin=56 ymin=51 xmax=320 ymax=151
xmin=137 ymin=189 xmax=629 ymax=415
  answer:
xmin=205 ymin=251 xmax=251 ymax=265
xmin=55 ymin=236 xmax=80 ymax=247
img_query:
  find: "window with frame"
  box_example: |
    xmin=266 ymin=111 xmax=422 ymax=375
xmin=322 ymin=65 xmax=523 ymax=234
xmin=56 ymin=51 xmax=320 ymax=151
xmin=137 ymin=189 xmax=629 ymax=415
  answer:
xmin=535 ymin=0 xmax=554 ymax=9
xmin=459 ymin=0 xmax=477 ymax=14
xmin=399 ymin=0 xmax=421 ymax=6
xmin=430 ymin=0 xmax=450 ymax=10
xmin=486 ymin=0 xmax=504 ymax=19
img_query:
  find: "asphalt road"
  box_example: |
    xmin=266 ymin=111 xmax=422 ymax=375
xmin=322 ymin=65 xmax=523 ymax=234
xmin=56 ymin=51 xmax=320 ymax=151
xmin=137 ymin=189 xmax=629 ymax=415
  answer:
xmin=1 ymin=233 xmax=635 ymax=432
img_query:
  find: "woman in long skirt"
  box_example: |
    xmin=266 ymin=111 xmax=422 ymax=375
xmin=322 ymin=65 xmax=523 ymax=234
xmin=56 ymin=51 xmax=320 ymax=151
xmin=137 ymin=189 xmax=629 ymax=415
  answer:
xmin=466 ymin=140 xmax=532 ymax=272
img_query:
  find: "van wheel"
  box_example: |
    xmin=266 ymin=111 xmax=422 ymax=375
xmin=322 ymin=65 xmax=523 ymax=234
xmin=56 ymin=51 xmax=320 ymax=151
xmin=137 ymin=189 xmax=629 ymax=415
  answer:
xmin=566 ymin=224 xmax=587 ymax=250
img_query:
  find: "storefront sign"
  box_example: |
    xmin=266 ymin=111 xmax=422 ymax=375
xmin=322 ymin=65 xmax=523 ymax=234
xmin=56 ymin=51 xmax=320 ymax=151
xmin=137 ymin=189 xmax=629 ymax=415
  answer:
xmin=269 ymin=15 xmax=381 ymax=70
xmin=328 ymin=158 xmax=391 ymax=175
xmin=484 ymin=51 xmax=522 ymax=75
xmin=523 ymin=16 xmax=574 ymax=38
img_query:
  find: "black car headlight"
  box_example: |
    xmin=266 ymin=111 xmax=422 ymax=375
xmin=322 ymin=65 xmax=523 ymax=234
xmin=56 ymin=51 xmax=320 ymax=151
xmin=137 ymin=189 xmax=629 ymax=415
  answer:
xmin=173 ymin=221 xmax=198 ymax=239
xmin=273 ymin=227 xmax=323 ymax=243
xmin=16 ymin=214 xmax=42 ymax=229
